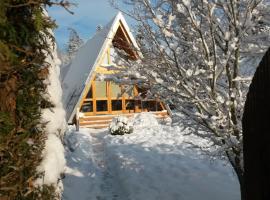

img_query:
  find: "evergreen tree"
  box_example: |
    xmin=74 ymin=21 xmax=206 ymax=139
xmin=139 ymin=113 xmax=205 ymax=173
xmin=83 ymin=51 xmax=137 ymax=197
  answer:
xmin=66 ymin=27 xmax=83 ymax=62
xmin=0 ymin=1 xmax=71 ymax=199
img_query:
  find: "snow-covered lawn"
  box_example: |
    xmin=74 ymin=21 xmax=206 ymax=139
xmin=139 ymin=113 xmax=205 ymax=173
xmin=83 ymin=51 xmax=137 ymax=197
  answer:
xmin=63 ymin=114 xmax=240 ymax=200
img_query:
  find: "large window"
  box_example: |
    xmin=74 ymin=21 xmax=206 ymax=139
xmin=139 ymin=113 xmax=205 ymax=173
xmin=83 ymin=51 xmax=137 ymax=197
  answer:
xmin=80 ymin=79 xmax=163 ymax=115
xmin=86 ymin=87 xmax=92 ymax=99
xmin=125 ymin=100 xmax=135 ymax=111
xmin=110 ymin=82 xmax=124 ymax=112
xmin=122 ymin=85 xmax=134 ymax=98
xmin=95 ymin=81 xmax=107 ymax=98
xmin=81 ymin=86 xmax=93 ymax=113
xmin=142 ymin=101 xmax=163 ymax=111
xmin=95 ymin=81 xmax=108 ymax=113
xmin=137 ymin=86 xmax=148 ymax=99
xmin=111 ymin=82 xmax=121 ymax=98
xmin=97 ymin=100 xmax=108 ymax=112
xmin=80 ymin=101 xmax=93 ymax=112
xmin=112 ymin=100 xmax=122 ymax=111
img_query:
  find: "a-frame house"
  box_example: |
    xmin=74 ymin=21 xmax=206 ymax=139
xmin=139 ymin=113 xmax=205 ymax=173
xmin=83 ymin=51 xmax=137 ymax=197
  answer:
xmin=62 ymin=12 xmax=169 ymax=128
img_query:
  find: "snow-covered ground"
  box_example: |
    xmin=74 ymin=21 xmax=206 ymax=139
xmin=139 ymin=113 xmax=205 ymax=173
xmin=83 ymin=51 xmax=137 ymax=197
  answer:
xmin=63 ymin=113 xmax=240 ymax=200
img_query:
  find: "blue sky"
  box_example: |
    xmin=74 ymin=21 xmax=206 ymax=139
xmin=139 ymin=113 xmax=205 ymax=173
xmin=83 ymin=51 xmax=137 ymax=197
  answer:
xmin=47 ymin=0 xmax=133 ymax=51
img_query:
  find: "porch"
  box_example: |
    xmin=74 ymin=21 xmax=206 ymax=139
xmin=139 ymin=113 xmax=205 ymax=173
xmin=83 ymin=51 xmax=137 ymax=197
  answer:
xmin=78 ymin=110 xmax=169 ymax=129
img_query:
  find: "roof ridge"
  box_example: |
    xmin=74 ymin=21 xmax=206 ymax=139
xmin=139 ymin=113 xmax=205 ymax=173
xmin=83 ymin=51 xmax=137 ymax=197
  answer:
xmin=85 ymin=12 xmax=122 ymax=43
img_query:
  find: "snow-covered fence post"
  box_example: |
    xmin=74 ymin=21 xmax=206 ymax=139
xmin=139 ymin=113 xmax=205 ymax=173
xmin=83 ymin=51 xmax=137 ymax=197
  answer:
xmin=243 ymin=47 xmax=270 ymax=200
xmin=76 ymin=107 xmax=80 ymax=131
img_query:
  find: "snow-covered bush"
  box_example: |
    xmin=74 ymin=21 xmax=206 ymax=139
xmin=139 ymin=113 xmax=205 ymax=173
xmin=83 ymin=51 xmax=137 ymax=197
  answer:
xmin=109 ymin=116 xmax=133 ymax=135
xmin=64 ymin=125 xmax=80 ymax=152
xmin=132 ymin=113 xmax=159 ymax=127
xmin=35 ymin=10 xmax=67 ymax=198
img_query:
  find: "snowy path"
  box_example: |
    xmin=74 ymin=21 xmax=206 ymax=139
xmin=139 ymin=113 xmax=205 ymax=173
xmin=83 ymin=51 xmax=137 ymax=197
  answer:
xmin=62 ymin=129 xmax=122 ymax=200
xmin=62 ymin=114 xmax=240 ymax=200
xmin=90 ymin=131 xmax=125 ymax=200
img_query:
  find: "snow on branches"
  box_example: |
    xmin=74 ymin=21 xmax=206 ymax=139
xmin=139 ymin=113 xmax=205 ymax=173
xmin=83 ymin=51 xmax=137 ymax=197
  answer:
xmin=113 ymin=0 xmax=270 ymax=188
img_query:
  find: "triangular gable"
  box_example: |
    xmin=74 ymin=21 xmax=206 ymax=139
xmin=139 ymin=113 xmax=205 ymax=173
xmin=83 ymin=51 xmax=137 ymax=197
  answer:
xmin=62 ymin=12 xmax=140 ymax=123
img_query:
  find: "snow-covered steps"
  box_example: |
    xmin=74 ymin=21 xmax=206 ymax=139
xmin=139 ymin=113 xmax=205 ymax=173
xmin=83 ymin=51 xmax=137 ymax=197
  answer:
xmin=79 ymin=111 xmax=169 ymax=129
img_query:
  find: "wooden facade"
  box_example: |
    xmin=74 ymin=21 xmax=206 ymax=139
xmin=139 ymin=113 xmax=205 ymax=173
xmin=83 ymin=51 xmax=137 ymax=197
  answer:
xmin=62 ymin=13 xmax=169 ymax=128
xmin=77 ymin=18 xmax=168 ymax=121
xmin=79 ymin=79 xmax=166 ymax=116
xmin=78 ymin=46 xmax=166 ymax=119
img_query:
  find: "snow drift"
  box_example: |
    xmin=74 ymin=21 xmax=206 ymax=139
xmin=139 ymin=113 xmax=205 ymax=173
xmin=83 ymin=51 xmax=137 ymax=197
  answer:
xmin=35 ymin=13 xmax=67 ymax=197
xmin=63 ymin=113 xmax=240 ymax=200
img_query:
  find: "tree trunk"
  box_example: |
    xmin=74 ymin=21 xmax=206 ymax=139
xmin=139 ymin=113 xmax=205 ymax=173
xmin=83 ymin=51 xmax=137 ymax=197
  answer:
xmin=227 ymin=152 xmax=245 ymax=200
xmin=238 ymin=171 xmax=246 ymax=200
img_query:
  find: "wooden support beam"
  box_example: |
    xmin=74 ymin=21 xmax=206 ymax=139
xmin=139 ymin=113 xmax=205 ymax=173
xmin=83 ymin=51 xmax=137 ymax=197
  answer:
xmin=92 ymin=80 xmax=97 ymax=114
xmin=134 ymin=85 xmax=140 ymax=113
xmin=76 ymin=108 xmax=80 ymax=131
xmin=107 ymin=81 xmax=112 ymax=114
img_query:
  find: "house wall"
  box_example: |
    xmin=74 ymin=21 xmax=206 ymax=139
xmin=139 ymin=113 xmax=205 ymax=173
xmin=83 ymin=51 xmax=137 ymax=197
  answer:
xmin=78 ymin=24 xmax=165 ymax=117
xmin=79 ymin=45 xmax=165 ymax=116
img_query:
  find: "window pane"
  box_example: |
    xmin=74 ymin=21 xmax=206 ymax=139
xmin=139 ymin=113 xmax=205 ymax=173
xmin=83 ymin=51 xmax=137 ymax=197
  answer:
xmin=96 ymin=100 xmax=108 ymax=112
xmin=123 ymin=85 xmax=134 ymax=98
xmin=125 ymin=100 xmax=135 ymax=110
xmin=137 ymin=87 xmax=148 ymax=98
xmin=112 ymin=100 xmax=122 ymax=111
xmin=142 ymin=101 xmax=157 ymax=111
xmin=157 ymin=102 xmax=163 ymax=111
xmin=80 ymin=101 xmax=93 ymax=112
xmin=111 ymin=82 xmax=121 ymax=98
xmin=96 ymin=81 xmax=107 ymax=98
xmin=136 ymin=100 xmax=142 ymax=109
xmin=86 ymin=86 xmax=92 ymax=99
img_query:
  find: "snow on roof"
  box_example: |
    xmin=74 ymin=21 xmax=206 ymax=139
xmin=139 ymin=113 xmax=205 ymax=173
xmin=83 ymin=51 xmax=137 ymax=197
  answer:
xmin=60 ymin=62 xmax=71 ymax=81
xmin=61 ymin=12 xmax=139 ymax=123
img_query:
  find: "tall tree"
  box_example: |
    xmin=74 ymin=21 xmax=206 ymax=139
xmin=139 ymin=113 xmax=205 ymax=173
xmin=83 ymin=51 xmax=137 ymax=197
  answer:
xmin=112 ymin=0 xmax=270 ymax=198
xmin=0 ymin=1 xmax=71 ymax=199
xmin=66 ymin=27 xmax=83 ymax=62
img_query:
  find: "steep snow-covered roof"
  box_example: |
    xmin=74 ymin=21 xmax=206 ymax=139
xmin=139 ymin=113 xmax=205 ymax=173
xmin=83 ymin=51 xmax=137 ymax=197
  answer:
xmin=60 ymin=62 xmax=71 ymax=81
xmin=61 ymin=12 xmax=139 ymax=123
